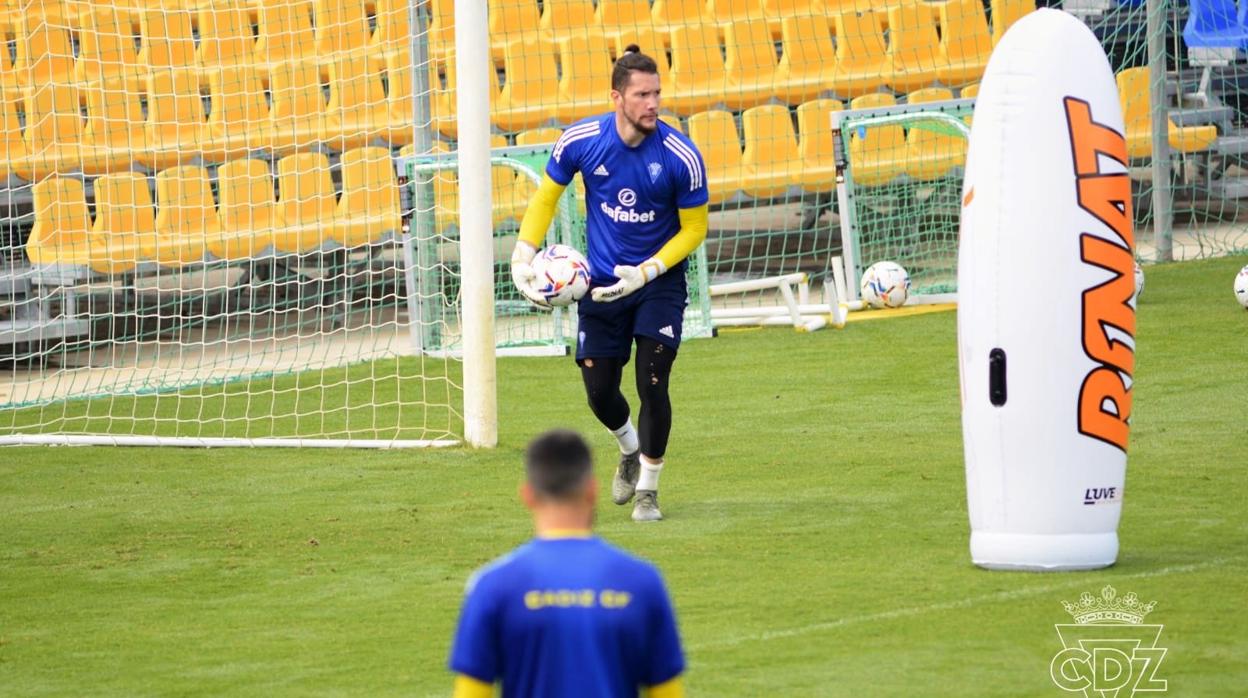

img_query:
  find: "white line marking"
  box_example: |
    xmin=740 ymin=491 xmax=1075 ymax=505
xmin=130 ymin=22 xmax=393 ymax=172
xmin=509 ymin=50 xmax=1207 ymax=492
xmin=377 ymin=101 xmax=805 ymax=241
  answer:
xmin=689 ymin=558 xmax=1233 ymax=651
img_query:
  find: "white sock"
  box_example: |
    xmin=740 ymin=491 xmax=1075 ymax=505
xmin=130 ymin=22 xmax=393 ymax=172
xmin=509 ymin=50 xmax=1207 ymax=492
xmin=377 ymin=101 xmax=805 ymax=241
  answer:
xmin=611 ymin=420 xmax=640 ymax=455
xmin=637 ymin=455 xmax=663 ymax=491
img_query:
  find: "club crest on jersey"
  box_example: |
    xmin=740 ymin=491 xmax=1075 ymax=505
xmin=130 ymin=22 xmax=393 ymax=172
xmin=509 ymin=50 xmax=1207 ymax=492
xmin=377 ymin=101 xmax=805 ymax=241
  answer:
xmin=648 ymin=162 xmax=662 ymax=182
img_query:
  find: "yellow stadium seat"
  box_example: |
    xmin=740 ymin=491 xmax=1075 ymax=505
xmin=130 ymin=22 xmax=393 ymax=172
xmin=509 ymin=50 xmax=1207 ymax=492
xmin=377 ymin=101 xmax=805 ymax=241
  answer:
xmin=370 ymin=0 xmax=412 ymax=68
xmin=0 ymin=13 xmax=19 ymax=100
xmin=27 ymin=177 xmax=97 ymax=269
xmin=153 ymin=165 xmax=216 ymax=267
xmin=668 ymin=24 xmax=730 ymax=116
xmin=884 ymin=1 xmax=945 ymax=93
xmin=427 ymin=0 xmax=455 ymax=63
xmin=491 ymin=37 xmax=558 ymax=132
xmin=274 ymin=152 xmax=337 ymax=253
xmin=596 ymin=0 xmax=651 ymax=45
xmin=269 ymin=60 xmax=326 ymax=153
xmin=81 ymin=80 xmax=146 ymax=175
xmin=904 ymin=87 xmax=965 ymax=180
xmin=661 ymin=114 xmax=684 ymax=132
xmin=513 ymin=127 xmax=582 ymax=208
xmin=417 ymin=141 xmax=462 ymax=231
xmin=516 ymin=128 xmax=563 ymax=146
xmin=207 ymin=66 xmax=273 ymax=159
xmin=489 ymin=0 xmax=543 ymax=65
xmin=322 ymin=54 xmax=386 ymax=150
xmin=762 ymin=0 xmax=826 ymax=19
xmin=138 ymin=7 xmax=196 ymax=71
xmin=829 ymin=10 xmax=886 ymax=98
xmin=610 ymin=29 xmax=671 ymax=84
xmin=214 ymin=158 xmax=277 ymax=260
xmin=775 ymin=15 xmax=836 ymax=105
xmin=143 ymin=68 xmax=209 ymax=170
xmin=1117 ymin=67 xmax=1218 ymax=159
xmin=651 ymin=0 xmax=711 ymax=39
xmin=991 ymin=0 xmax=1035 ymax=46
xmin=847 ymin=93 xmax=906 ymax=187
xmin=335 ymin=146 xmax=401 ymax=248
xmin=707 ymin=0 xmax=767 ymax=28
xmin=0 ymin=89 xmax=27 ymax=180
xmin=540 ymin=0 xmax=596 ymax=41
xmin=197 ymin=3 xmax=256 ymax=70
xmin=795 ymin=97 xmax=843 ymax=192
xmin=428 ymin=54 xmax=462 ymax=140
xmin=687 ymin=109 xmax=747 ymax=204
xmin=15 ymin=15 xmax=74 ymax=86
xmin=75 ymin=7 xmax=145 ymax=93
xmin=823 ymin=0 xmax=871 ymax=9
xmin=939 ymin=0 xmax=992 ymax=88
xmin=92 ymin=172 xmax=156 ymax=270
xmin=723 ymin=18 xmax=779 ymax=110
xmin=961 ymin=83 xmax=980 ymax=99
xmin=256 ymin=0 xmax=316 ymax=67
xmin=18 ymin=82 xmax=86 ymax=181
xmin=382 ymin=51 xmax=415 ymax=146
xmin=741 ymin=104 xmax=802 ymax=198
xmin=313 ymin=0 xmax=372 ymax=58
xmin=555 ymin=32 xmax=613 ymax=124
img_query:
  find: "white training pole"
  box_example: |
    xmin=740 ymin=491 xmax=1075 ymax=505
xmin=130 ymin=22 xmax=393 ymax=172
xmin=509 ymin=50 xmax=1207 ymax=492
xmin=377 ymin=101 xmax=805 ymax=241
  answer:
xmin=455 ymin=0 xmax=498 ymax=447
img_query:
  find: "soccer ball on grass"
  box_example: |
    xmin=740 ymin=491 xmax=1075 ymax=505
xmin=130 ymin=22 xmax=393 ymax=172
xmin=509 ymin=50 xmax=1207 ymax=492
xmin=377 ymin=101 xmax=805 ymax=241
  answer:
xmin=531 ymin=244 xmax=591 ymax=307
xmin=1235 ymin=264 xmax=1248 ymax=310
xmin=859 ymin=261 xmax=911 ymax=309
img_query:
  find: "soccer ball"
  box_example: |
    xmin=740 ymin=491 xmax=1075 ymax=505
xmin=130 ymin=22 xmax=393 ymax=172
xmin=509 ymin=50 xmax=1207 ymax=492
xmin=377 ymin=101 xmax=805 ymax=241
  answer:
xmin=531 ymin=244 xmax=591 ymax=307
xmin=1133 ymin=262 xmax=1144 ymax=302
xmin=860 ymin=261 xmax=911 ymax=309
xmin=1235 ymin=264 xmax=1248 ymax=310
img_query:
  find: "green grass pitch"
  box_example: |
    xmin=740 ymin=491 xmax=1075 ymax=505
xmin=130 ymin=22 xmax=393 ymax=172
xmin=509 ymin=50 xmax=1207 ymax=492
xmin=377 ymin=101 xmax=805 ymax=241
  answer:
xmin=2 ymin=255 xmax=1245 ymax=696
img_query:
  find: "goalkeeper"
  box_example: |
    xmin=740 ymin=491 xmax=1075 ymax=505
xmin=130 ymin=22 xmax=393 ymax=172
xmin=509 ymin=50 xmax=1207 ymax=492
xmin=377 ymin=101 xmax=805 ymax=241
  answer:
xmin=510 ymin=46 xmax=709 ymax=523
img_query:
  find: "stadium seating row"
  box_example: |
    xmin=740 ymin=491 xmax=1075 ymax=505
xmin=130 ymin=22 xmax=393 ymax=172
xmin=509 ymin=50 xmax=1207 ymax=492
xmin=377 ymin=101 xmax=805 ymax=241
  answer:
xmin=24 ymin=147 xmax=401 ymax=272
xmin=429 ymin=0 xmax=1038 ymax=66
xmin=1 ymin=55 xmax=414 ymax=182
xmin=0 ymin=0 xmax=410 ymax=100
xmin=427 ymin=0 xmax=1043 ymax=134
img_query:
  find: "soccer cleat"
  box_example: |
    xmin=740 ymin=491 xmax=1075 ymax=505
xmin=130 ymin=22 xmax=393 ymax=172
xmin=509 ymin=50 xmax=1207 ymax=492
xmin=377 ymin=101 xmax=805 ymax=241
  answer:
xmin=613 ymin=450 xmax=641 ymax=505
xmin=632 ymin=490 xmax=662 ymax=522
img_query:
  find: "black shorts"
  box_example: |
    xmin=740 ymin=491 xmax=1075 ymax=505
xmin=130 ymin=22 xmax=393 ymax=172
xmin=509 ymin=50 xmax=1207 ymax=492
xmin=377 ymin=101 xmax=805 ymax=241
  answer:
xmin=576 ymin=268 xmax=687 ymax=361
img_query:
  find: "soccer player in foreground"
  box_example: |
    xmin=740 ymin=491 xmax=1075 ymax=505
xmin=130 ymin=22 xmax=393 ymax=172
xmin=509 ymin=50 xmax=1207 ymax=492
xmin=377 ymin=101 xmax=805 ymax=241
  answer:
xmin=510 ymin=46 xmax=710 ymax=522
xmin=448 ymin=430 xmax=686 ymax=697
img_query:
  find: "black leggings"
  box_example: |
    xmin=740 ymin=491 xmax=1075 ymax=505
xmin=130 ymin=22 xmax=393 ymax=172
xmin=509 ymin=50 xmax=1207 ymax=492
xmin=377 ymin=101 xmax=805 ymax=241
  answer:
xmin=579 ymin=336 xmax=678 ymax=459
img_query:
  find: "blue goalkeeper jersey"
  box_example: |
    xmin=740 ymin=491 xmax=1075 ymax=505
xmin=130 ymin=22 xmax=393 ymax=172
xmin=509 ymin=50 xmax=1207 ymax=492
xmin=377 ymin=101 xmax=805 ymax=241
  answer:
xmin=448 ymin=534 xmax=685 ymax=698
xmin=545 ymin=114 xmax=709 ymax=285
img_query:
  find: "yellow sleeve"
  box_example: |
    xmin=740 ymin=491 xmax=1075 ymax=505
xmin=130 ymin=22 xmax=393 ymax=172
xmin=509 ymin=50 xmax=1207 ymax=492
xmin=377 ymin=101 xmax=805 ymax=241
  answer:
xmin=652 ymin=205 xmax=709 ymax=271
xmin=516 ymin=174 xmax=569 ymax=250
xmin=645 ymin=675 xmax=685 ymax=698
xmin=451 ymin=674 xmax=494 ymax=698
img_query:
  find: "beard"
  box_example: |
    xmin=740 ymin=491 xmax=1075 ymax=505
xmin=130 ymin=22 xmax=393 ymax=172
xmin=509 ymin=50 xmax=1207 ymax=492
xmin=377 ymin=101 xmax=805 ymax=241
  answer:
xmin=627 ymin=112 xmax=657 ymax=135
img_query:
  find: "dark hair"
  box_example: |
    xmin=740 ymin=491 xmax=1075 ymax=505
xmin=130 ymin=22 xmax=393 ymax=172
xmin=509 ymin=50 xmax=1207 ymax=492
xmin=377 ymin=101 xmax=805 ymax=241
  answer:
xmin=525 ymin=429 xmax=594 ymax=500
xmin=612 ymin=44 xmax=659 ymax=93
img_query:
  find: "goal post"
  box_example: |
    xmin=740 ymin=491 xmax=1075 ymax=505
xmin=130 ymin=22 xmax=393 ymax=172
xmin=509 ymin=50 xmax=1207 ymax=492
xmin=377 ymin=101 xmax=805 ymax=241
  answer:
xmin=1 ymin=0 xmax=496 ymax=448
xmin=833 ymin=100 xmax=975 ymax=304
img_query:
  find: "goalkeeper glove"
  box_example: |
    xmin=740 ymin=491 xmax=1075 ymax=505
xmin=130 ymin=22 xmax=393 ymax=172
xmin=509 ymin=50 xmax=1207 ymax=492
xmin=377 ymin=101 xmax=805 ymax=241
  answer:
xmin=510 ymin=242 xmax=552 ymax=309
xmin=591 ymin=258 xmax=667 ymax=303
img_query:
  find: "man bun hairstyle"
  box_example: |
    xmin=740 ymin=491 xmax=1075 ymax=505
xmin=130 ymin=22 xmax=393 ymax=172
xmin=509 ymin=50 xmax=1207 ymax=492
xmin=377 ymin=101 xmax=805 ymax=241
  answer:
xmin=525 ymin=429 xmax=594 ymax=500
xmin=612 ymin=44 xmax=659 ymax=93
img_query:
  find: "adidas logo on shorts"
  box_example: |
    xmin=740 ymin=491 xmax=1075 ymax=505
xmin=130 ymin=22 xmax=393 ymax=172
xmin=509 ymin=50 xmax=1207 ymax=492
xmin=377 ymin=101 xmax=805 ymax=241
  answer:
xmin=659 ymin=325 xmax=675 ymax=339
